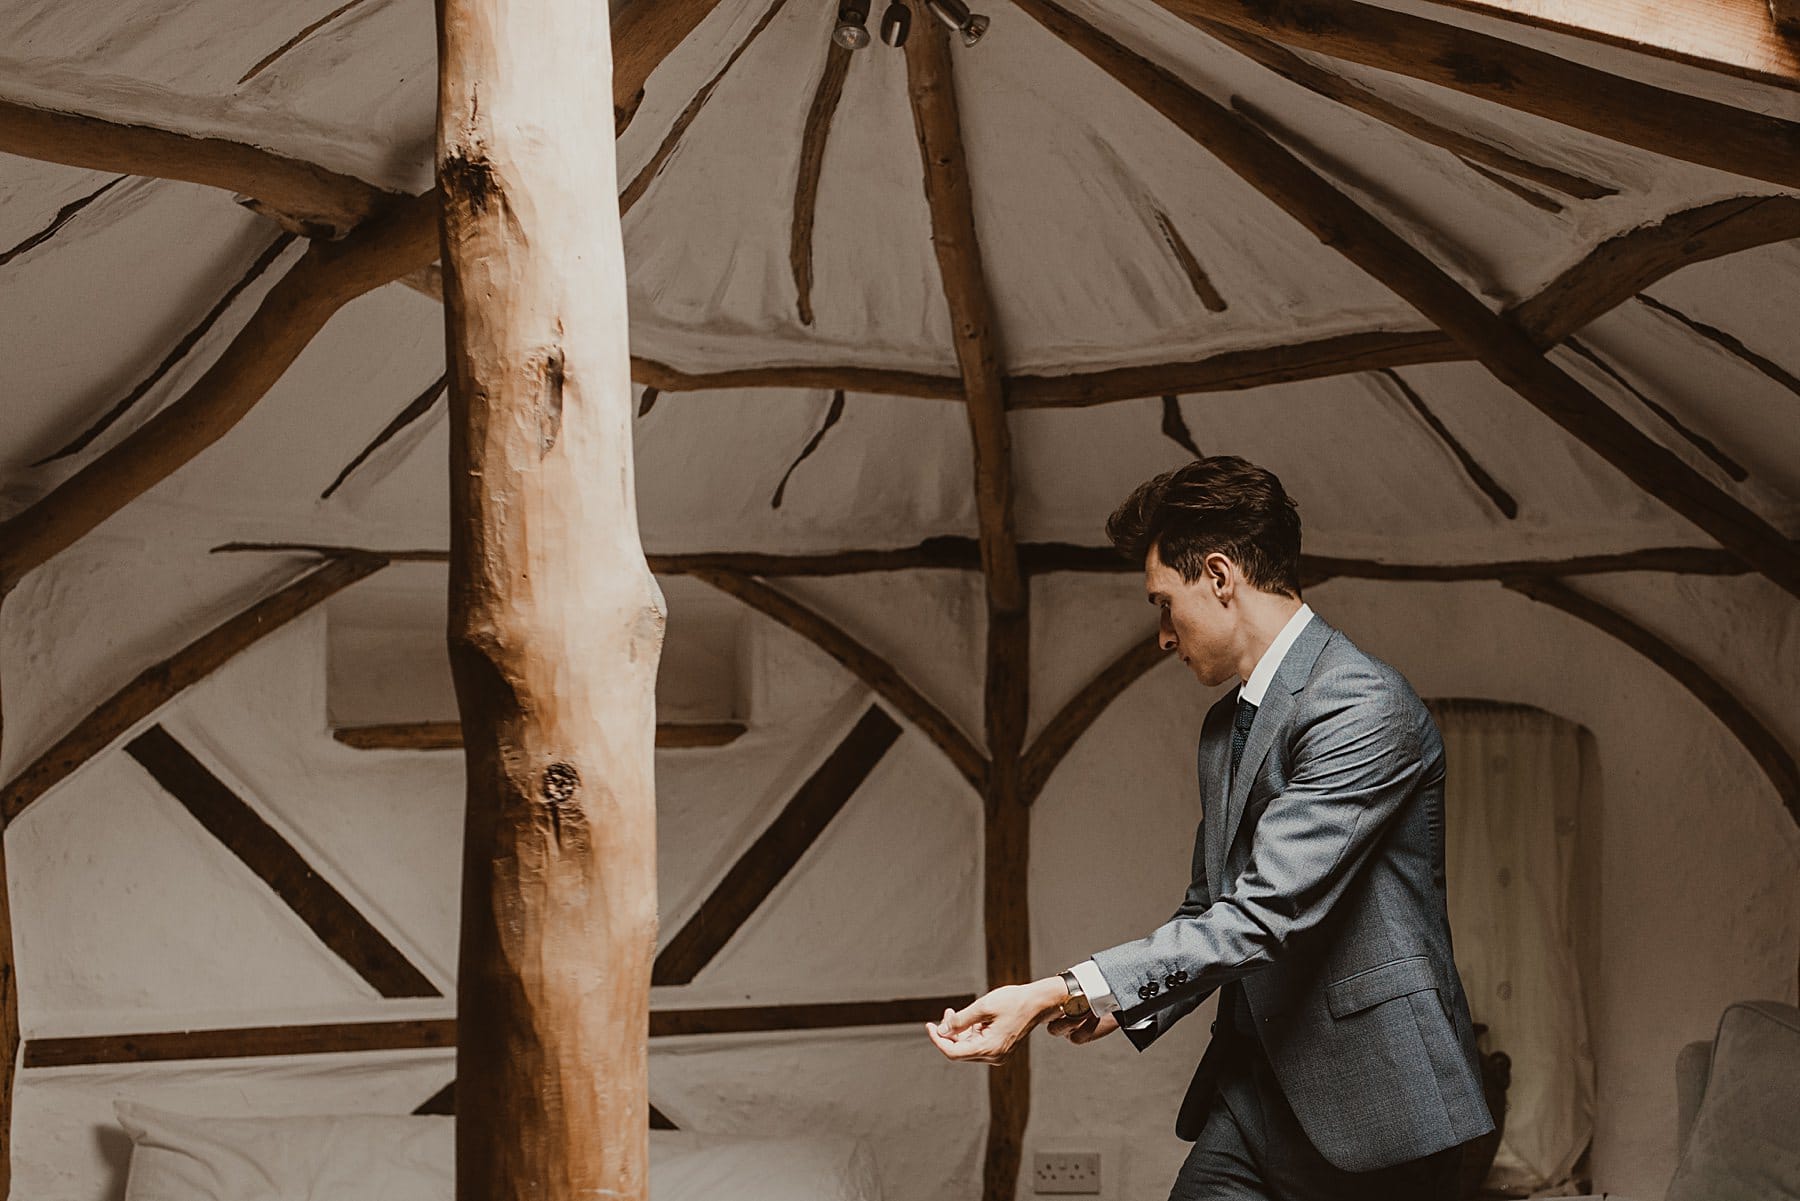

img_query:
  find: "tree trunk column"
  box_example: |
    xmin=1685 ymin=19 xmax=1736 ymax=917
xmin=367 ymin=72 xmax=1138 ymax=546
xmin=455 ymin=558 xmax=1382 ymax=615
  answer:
xmin=435 ymin=0 xmax=664 ymax=1197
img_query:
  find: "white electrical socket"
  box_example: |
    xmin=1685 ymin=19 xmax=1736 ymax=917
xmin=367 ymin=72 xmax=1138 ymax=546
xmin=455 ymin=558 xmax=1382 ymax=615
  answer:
xmin=1031 ymin=1150 xmax=1101 ymax=1195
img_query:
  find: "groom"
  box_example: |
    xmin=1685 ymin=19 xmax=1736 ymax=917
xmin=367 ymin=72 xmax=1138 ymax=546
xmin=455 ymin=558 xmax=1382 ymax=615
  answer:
xmin=927 ymin=457 xmax=1492 ymax=1200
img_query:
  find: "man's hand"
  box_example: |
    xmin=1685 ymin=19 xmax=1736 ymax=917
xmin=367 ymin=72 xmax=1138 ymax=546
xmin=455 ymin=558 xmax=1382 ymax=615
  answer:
xmin=1046 ymin=1008 xmax=1120 ymax=1045
xmin=925 ymin=977 xmax=1067 ymax=1065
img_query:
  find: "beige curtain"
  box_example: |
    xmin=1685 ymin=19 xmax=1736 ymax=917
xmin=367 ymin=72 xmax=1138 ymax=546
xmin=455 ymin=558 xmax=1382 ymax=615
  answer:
xmin=1430 ymin=700 xmax=1596 ymax=1193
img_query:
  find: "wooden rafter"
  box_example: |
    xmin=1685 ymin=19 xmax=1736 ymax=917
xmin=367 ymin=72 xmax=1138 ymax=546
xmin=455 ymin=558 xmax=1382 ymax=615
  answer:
xmin=654 ymin=706 xmax=901 ymax=985
xmin=1430 ymin=0 xmax=1800 ymax=93
xmin=692 ymin=570 xmax=985 ymax=788
xmin=1152 ymin=0 xmax=1800 ymax=192
xmin=0 ymin=195 xmax=436 ymax=595
xmin=1017 ymin=0 xmax=1800 ymax=601
xmin=1020 ymin=637 xmax=1166 ymax=803
xmin=1193 ymin=16 xmax=1613 ymax=201
xmin=240 ymin=0 xmax=379 ymax=85
xmin=21 ymin=996 xmax=979 ymax=1067
xmin=320 ymin=373 xmax=449 ymax=499
xmin=1375 ymin=370 xmax=1518 ymax=519
xmin=632 ymin=355 xmax=964 ymax=399
xmin=1563 ymin=339 xmax=1748 ymax=482
xmin=1153 ymin=210 xmax=1228 ymax=313
xmin=2 ymin=553 xmax=387 ymax=825
xmin=213 ymin=537 xmax=1771 ymax=583
xmin=1504 ymin=577 xmax=1799 ymax=824
xmin=905 ymin=17 xmax=1024 ymax=617
xmin=1636 ymin=293 xmax=1800 ymax=405
xmin=1160 ymin=395 xmax=1204 ymax=457
xmin=125 ymin=725 xmax=439 ymax=996
xmin=0 ymin=176 xmax=127 ymax=269
xmin=0 ymin=834 xmax=17 ymax=1199
xmin=619 ymin=0 xmax=791 ymax=214
xmin=0 ymin=99 xmax=389 ymax=237
xmin=38 ymin=232 xmax=301 ymax=466
xmin=611 ymin=0 xmax=735 ymax=131
xmin=413 ymin=1080 xmax=679 ymax=1129
xmin=792 ymin=41 xmax=854 ymax=326
xmin=332 ymin=720 xmax=747 ymax=751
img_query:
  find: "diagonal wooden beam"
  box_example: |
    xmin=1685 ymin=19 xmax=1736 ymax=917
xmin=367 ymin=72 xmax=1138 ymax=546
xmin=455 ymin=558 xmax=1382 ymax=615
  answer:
xmin=0 ymin=100 xmax=390 ymax=237
xmin=1430 ymin=0 xmax=1800 ymax=93
xmin=791 ymin=40 xmax=854 ymax=326
xmin=1021 ymin=637 xmax=1167 ymax=803
xmin=20 ymin=996 xmax=980 ymax=1067
xmin=904 ymin=18 xmax=1025 ymax=617
xmin=0 ymin=176 xmax=128 ymax=269
xmin=1151 ymin=0 xmax=1800 ymax=191
xmin=0 ymin=832 xmax=18 ymax=1199
xmin=1192 ymin=16 xmax=1614 ymax=201
xmin=2 ymin=554 xmax=388 ymax=825
xmin=1563 ymin=339 xmax=1748 ymax=482
xmin=1504 ymin=577 xmax=1799 ymax=825
xmin=1017 ymin=0 xmax=1800 ymax=600
xmin=0 ymin=192 xmax=437 ymax=595
xmin=238 ymin=0 xmax=379 ymax=85
xmin=654 ymin=706 xmax=901 ymax=985
xmin=692 ymin=570 xmax=985 ymax=788
xmin=124 ymin=725 xmax=439 ymax=997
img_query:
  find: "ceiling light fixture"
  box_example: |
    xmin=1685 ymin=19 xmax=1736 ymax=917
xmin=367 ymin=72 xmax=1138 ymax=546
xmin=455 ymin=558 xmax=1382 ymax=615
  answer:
xmin=833 ymin=0 xmax=872 ymax=49
xmin=924 ymin=0 xmax=988 ymax=46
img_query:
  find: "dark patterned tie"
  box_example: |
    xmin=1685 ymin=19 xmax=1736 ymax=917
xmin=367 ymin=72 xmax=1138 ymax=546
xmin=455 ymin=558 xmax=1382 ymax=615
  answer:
xmin=1223 ymin=694 xmax=1258 ymax=1035
xmin=1229 ymin=695 xmax=1257 ymax=782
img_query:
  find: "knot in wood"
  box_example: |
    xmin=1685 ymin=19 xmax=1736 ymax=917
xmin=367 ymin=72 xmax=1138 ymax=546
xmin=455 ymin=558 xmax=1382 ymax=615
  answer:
xmin=541 ymin=762 xmax=581 ymax=804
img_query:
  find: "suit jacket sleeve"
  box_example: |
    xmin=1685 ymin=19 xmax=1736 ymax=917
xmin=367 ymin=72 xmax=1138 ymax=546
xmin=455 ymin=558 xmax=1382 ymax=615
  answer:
xmin=1120 ymin=828 xmax=1213 ymax=1051
xmin=1095 ymin=663 xmax=1425 ymax=1031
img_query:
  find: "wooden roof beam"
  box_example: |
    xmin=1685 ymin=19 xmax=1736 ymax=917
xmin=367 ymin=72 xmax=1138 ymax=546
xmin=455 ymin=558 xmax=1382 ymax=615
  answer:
xmin=0 ymin=99 xmax=392 ymax=237
xmin=1150 ymin=0 xmax=1800 ymax=191
xmin=904 ymin=18 xmax=1025 ymax=617
xmin=1018 ymin=0 xmax=1800 ymax=601
xmin=1430 ymin=0 xmax=1800 ymax=93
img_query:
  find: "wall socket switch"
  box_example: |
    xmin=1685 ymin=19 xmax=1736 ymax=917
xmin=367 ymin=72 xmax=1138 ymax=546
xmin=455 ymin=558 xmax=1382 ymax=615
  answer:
xmin=1032 ymin=1151 xmax=1101 ymax=1194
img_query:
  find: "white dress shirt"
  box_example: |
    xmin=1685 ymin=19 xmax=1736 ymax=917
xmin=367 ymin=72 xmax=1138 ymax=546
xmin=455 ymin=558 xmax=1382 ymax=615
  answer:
xmin=1067 ymin=603 xmax=1316 ymax=1020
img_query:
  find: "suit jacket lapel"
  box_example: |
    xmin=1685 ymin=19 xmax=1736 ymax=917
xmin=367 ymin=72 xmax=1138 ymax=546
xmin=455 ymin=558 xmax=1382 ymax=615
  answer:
xmin=1220 ymin=615 xmax=1335 ymax=867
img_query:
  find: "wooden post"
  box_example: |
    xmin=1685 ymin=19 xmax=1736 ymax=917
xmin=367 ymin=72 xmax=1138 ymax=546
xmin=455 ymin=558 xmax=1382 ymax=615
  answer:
xmin=436 ymin=0 xmax=664 ymax=1196
xmin=0 ymin=595 xmax=17 ymax=1199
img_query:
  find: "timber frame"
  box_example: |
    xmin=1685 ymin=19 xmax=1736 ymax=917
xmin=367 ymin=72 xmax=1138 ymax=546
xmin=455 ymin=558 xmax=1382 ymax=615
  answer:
xmin=2 ymin=0 xmax=1799 ymax=1196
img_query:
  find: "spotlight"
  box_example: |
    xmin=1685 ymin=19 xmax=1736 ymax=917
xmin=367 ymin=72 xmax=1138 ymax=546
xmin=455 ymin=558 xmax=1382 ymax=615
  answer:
xmin=879 ymin=0 xmax=911 ymax=47
xmin=924 ymin=0 xmax=988 ymax=45
xmin=833 ymin=0 xmax=872 ymax=49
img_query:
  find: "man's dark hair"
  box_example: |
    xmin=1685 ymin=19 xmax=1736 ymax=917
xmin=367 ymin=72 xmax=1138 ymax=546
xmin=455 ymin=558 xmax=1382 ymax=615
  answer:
xmin=1106 ymin=456 xmax=1303 ymax=597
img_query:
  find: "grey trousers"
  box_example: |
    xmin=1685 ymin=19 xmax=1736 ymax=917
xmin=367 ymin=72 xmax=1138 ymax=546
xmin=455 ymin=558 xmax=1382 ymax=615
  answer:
xmin=1170 ymin=1034 xmax=1464 ymax=1201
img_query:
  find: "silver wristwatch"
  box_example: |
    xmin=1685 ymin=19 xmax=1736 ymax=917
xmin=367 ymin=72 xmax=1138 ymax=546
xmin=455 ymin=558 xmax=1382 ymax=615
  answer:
xmin=1059 ymin=969 xmax=1091 ymax=1018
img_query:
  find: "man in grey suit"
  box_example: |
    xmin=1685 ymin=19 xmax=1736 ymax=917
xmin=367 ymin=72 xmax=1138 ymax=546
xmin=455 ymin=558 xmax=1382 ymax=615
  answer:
xmin=927 ymin=457 xmax=1492 ymax=1200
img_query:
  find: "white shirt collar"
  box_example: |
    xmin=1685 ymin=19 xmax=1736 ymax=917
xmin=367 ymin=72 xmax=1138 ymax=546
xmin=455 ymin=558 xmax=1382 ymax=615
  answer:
xmin=1239 ymin=602 xmax=1315 ymax=707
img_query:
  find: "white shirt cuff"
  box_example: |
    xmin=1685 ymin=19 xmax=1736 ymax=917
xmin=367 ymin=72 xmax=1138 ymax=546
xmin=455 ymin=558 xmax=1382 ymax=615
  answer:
xmin=1068 ymin=959 xmax=1120 ymax=1018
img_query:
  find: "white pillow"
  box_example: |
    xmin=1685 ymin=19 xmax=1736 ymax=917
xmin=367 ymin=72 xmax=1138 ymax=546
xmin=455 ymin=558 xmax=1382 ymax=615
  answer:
xmin=116 ymin=1102 xmax=452 ymax=1201
xmin=116 ymin=1102 xmax=882 ymax=1201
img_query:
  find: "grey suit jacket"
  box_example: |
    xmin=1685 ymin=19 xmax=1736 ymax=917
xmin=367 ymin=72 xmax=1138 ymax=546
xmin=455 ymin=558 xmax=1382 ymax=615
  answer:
xmin=1092 ymin=614 xmax=1493 ymax=1172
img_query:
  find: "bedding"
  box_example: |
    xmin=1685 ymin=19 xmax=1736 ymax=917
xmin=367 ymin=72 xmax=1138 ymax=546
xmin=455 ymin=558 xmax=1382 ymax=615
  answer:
xmin=115 ymin=1101 xmax=881 ymax=1201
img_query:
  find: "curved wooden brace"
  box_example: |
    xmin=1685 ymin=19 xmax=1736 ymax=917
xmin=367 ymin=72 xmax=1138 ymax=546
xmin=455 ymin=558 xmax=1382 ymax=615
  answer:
xmin=1 ymin=553 xmax=388 ymax=825
xmin=691 ymin=570 xmax=988 ymax=789
xmin=1504 ymin=576 xmax=1799 ymax=826
xmin=1021 ymin=636 xmax=1168 ymax=803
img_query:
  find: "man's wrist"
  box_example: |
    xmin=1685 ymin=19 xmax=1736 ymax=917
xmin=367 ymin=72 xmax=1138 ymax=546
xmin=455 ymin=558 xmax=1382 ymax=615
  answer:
xmin=1032 ymin=975 xmax=1071 ymax=1018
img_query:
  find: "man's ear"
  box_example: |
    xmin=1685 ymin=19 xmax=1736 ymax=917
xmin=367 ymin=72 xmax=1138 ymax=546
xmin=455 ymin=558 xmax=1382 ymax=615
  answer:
xmin=1203 ymin=552 xmax=1233 ymax=600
